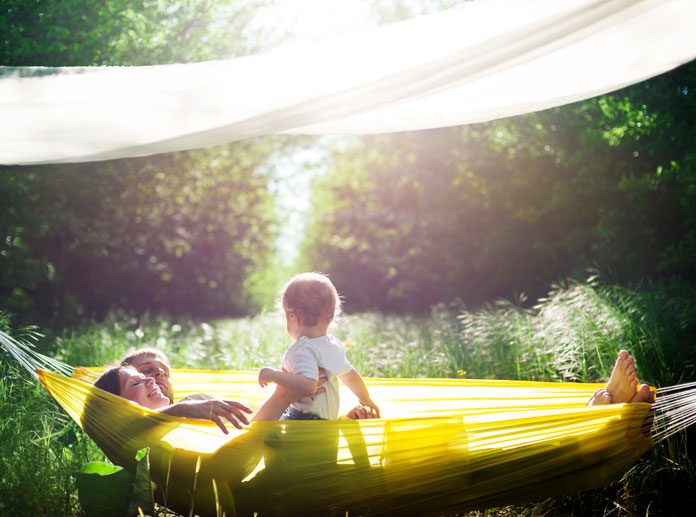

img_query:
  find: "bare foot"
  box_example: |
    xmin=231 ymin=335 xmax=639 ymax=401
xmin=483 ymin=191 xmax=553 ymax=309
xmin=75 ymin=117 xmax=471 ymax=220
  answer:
xmin=605 ymin=350 xmax=639 ymax=403
xmin=631 ymin=383 xmax=654 ymax=403
xmin=588 ymin=388 xmax=612 ymax=406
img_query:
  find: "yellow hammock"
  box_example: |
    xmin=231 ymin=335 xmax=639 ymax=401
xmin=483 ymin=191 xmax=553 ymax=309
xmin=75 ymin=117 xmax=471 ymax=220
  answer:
xmin=37 ymin=368 xmax=656 ymax=517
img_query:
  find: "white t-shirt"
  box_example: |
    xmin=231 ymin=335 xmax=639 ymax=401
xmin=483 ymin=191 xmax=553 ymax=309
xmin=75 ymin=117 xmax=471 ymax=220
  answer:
xmin=282 ymin=334 xmax=353 ymax=420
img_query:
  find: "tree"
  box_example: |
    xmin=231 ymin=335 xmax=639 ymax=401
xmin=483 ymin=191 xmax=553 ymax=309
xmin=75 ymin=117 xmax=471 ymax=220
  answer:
xmin=301 ymin=61 xmax=696 ymax=312
xmin=0 ymin=0 xmax=286 ymax=323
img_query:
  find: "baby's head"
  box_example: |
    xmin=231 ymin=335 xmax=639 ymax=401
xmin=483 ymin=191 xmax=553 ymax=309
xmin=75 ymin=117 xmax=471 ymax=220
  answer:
xmin=281 ymin=272 xmax=341 ymax=328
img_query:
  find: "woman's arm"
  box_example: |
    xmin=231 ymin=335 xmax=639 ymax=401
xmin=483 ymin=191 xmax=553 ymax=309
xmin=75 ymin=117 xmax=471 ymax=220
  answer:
xmin=339 ymin=369 xmax=380 ymax=417
xmin=158 ymin=399 xmax=252 ymax=434
xmin=252 ymin=385 xmax=298 ymax=421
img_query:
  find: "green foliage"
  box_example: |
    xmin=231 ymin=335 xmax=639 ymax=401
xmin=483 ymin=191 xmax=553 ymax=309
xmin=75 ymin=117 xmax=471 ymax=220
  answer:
xmin=0 ymin=314 xmax=102 ymax=516
xmin=0 ymin=361 xmax=104 ymax=516
xmin=302 ymin=62 xmax=696 ymax=312
xmin=0 ymin=0 xmax=292 ymax=324
xmin=1 ymin=143 xmax=282 ymax=323
xmin=76 ymin=462 xmax=133 ymax=517
xmin=75 ymin=448 xmax=154 ymax=517
xmin=129 ymin=448 xmax=156 ymax=516
xmin=450 ymin=279 xmax=696 ymax=387
xmin=0 ymin=0 xmax=271 ymax=66
xmin=52 ymin=310 xmax=290 ymax=370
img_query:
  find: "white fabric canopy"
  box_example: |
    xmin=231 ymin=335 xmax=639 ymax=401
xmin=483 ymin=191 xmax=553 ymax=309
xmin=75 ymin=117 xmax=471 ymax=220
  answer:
xmin=1 ymin=0 xmax=695 ymax=165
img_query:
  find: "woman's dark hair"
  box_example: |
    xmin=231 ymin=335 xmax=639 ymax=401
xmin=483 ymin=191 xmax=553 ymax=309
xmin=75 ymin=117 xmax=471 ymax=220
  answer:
xmin=94 ymin=366 xmax=125 ymax=396
xmin=83 ymin=365 xmax=140 ymax=469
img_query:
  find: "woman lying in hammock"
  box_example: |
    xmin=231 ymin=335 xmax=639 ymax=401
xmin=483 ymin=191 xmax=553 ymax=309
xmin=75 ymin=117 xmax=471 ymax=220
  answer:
xmin=93 ymin=364 xmax=252 ymax=433
xmin=93 ymin=348 xmax=653 ymax=432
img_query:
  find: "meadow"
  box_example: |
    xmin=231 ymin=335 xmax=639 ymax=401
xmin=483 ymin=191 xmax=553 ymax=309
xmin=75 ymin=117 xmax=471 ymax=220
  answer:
xmin=1 ymin=279 xmax=695 ymax=516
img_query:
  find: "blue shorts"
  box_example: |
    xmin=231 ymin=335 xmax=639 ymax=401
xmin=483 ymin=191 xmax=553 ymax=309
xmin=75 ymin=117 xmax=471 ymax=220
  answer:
xmin=280 ymin=407 xmax=325 ymax=421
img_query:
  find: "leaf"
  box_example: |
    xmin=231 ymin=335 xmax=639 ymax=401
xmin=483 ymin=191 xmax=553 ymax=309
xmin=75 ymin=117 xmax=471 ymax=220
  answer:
xmin=128 ymin=448 xmax=155 ymax=516
xmin=75 ymin=461 xmax=133 ymax=517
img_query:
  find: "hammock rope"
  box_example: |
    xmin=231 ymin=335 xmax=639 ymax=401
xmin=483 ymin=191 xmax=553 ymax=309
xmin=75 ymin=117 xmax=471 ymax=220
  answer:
xmin=651 ymin=383 xmax=696 ymax=441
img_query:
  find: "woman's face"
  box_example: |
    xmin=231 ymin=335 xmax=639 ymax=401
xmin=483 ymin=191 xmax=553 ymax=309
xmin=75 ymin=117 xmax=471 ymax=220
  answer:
xmin=118 ymin=369 xmax=170 ymax=409
xmin=127 ymin=354 xmax=174 ymax=401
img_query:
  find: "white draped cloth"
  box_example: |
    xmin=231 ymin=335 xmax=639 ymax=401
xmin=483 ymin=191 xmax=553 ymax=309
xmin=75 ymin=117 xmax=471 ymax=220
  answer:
xmin=1 ymin=0 xmax=695 ymax=165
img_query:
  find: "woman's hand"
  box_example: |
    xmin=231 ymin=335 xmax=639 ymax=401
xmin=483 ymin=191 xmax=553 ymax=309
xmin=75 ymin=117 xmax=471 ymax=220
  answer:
xmin=160 ymin=399 xmax=252 ymax=434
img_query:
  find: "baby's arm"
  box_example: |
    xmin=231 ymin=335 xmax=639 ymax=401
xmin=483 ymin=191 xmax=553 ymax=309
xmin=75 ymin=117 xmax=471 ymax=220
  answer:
xmin=254 ymin=369 xmax=329 ymax=421
xmin=340 ymin=369 xmax=380 ymax=417
xmin=258 ymin=367 xmax=318 ymax=397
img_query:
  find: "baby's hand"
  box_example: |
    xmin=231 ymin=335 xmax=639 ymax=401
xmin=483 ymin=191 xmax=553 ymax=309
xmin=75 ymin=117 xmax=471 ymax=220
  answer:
xmin=358 ymin=398 xmax=380 ymax=418
xmin=346 ymin=403 xmax=379 ymax=420
xmin=258 ymin=367 xmax=277 ymax=387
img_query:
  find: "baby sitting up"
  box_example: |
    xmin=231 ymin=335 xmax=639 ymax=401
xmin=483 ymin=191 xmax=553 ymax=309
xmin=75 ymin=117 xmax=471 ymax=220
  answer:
xmin=256 ymin=272 xmax=379 ymax=421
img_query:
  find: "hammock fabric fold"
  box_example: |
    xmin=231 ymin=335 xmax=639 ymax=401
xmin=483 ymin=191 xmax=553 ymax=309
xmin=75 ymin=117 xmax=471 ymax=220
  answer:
xmin=2 ymin=0 xmax=696 ymax=165
xmin=38 ymin=368 xmax=653 ymax=516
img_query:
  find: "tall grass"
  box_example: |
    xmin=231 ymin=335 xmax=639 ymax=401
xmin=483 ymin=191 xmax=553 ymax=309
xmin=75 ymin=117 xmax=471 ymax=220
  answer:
xmin=0 ymin=358 xmax=102 ymax=515
xmin=1 ymin=279 xmax=695 ymax=515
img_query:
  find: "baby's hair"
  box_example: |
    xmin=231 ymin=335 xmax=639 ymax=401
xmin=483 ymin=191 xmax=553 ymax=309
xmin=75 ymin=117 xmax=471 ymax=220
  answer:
xmin=120 ymin=347 xmax=170 ymax=368
xmin=281 ymin=272 xmax=341 ymax=326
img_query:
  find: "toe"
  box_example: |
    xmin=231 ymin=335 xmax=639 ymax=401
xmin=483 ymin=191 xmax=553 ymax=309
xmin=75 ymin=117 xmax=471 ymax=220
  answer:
xmin=588 ymin=388 xmax=612 ymax=406
xmin=618 ymin=357 xmax=630 ymax=373
xmin=630 ymin=384 xmax=653 ymax=403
